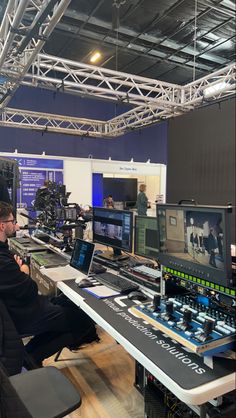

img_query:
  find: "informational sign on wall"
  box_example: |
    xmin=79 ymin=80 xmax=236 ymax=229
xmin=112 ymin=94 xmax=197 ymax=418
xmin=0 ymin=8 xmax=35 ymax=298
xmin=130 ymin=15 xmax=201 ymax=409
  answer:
xmin=7 ymin=156 xmax=63 ymax=208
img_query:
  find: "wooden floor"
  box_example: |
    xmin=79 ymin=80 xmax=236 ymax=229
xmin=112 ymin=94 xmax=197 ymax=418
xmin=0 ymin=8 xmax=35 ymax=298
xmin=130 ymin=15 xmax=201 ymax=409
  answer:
xmin=44 ymin=327 xmax=144 ymax=418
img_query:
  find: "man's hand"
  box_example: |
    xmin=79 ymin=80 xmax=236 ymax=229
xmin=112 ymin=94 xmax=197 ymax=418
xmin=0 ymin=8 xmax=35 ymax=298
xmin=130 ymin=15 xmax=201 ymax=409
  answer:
xmin=14 ymin=254 xmax=30 ymax=274
xmin=14 ymin=254 xmax=23 ymax=267
xmin=20 ymin=264 xmax=30 ymax=274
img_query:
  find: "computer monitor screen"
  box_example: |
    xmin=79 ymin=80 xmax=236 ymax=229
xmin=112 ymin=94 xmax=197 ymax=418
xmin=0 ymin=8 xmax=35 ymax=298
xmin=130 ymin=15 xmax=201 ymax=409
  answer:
xmin=134 ymin=216 xmax=159 ymax=260
xmin=93 ymin=207 xmax=133 ymax=254
xmin=157 ymin=204 xmax=232 ymax=287
xmin=70 ymin=239 xmax=95 ymax=275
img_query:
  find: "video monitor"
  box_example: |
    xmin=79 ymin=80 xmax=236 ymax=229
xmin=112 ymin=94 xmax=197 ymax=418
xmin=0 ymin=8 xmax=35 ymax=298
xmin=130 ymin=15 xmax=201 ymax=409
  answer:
xmin=93 ymin=207 xmax=133 ymax=259
xmin=55 ymin=207 xmax=77 ymax=222
xmin=134 ymin=216 xmax=159 ymax=260
xmin=157 ymin=204 xmax=232 ymax=287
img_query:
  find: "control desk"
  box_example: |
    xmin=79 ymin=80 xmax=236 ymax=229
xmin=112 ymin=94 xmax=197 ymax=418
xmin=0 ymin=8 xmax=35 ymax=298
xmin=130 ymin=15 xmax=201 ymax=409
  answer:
xmin=15 ymin=234 xmax=235 ymax=415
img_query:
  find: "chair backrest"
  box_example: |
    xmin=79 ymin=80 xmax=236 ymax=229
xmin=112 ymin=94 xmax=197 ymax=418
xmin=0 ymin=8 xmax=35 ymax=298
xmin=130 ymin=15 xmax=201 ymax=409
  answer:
xmin=0 ymin=299 xmax=24 ymax=376
xmin=0 ymin=363 xmax=33 ymax=418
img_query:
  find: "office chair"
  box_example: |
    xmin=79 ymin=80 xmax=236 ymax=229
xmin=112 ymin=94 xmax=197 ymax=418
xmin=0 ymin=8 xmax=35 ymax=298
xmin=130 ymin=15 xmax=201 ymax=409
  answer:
xmin=0 ymin=300 xmax=82 ymax=418
xmin=0 ymin=364 xmax=81 ymax=418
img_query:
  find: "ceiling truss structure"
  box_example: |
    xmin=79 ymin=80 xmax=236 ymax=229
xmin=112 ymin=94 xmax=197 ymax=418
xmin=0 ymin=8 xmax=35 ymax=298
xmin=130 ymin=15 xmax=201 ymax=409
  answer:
xmin=0 ymin=1 xmax=235 ymax=138
xmin=0 ymin=0 xmax=72 ymax=108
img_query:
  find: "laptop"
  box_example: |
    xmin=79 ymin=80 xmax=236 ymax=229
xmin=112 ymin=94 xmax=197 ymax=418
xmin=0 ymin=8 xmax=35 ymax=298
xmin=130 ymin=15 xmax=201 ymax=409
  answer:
xmin=42 ymin=239 xmax=95 ymax=283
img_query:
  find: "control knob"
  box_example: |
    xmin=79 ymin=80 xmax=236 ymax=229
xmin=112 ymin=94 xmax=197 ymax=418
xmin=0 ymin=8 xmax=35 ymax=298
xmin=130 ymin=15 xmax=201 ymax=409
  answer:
xmin=165 ymin=301 xmax=174 ymax=319
xmin=153 ymin=295 xmax=161 ymax=312
xmin=203 ymin=319 xmax=215 ymax=337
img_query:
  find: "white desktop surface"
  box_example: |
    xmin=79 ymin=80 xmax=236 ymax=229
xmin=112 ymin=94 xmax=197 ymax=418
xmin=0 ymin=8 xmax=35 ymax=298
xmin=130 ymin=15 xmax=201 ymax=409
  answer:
xmin=57 ymin=281 xmax=236 ymax=406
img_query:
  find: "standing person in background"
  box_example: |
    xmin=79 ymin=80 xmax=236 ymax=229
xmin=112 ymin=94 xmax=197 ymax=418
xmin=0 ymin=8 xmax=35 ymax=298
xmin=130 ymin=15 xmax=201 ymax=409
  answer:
xmin=0 ymin=175 xmax=11 ymax=203
xmin=208 ymin=228 xmax=218 ymax=268
xmin=136 ymin=184 xmax=149 ymax=215
xmin=103 ymin=194 xmax=114 ymax=209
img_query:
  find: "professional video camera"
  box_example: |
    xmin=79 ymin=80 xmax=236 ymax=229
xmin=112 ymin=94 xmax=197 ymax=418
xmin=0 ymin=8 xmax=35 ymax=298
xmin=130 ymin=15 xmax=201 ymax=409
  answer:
xmin=33 ymin=181 xmax=72 ymax=228
xmin=32 ymin=181 xmax=92 ymax=250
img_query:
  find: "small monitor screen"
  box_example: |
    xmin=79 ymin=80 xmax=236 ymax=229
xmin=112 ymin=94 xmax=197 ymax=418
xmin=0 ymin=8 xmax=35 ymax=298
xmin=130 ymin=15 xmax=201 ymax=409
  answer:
xmin=70 ymin=239 xmax=95 ymax=274
xmin=64 ymin=207 xmax=77 ymax=221
xmin=157 ymin=204 xmax=232 ymax=287
xmin=55 ymin=207 xmax=77 ymax=221
xmin=134 ymin=216 xmax=159 ymax=259
xmin=93 ymin=207 xmax=133 ymax=252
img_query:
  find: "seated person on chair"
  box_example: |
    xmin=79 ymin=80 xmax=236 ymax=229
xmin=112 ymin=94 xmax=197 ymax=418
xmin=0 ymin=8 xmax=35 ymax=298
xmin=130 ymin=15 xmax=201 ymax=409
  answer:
xmin=0 ymin=201 xmax=99 ymax=367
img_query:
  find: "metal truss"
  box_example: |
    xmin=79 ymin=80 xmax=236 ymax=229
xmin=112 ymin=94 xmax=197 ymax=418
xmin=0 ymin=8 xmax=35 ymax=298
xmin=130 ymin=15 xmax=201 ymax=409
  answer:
xmin=106 ymin=104 xmax=184 ymax=136
xmin=0 ymin=107 xmax=106 ymax=137
xmin=183 ymin=63 xmax=236 ymax=105
xmin=0 ymin=54 xmax=235 ymax=137
xmin=22 ymin=53 xmax=182 ymax=107
xmin=0 ymin=1 xmax=235 ymax=137
xmin=0 ymin=0 xmax=72 ymax=108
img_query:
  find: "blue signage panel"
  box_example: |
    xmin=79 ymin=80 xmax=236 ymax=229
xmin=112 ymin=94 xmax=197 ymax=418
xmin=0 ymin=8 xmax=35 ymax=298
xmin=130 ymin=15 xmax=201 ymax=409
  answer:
xmin=6 ymin=155 xmax=64 ymax=208
xmin=11 ymin=157 xmax=63 ymax=169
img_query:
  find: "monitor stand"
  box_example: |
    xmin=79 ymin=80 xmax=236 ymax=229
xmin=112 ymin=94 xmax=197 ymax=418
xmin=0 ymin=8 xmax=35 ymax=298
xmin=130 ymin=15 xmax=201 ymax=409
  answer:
xmin=99 ymin=248 xmax=129 ymax=262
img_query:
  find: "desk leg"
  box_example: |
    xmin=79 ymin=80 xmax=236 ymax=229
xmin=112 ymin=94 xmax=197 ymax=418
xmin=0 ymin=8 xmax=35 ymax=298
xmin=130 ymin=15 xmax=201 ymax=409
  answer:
xmin=199 ymin=404 xmax=207 ymax=418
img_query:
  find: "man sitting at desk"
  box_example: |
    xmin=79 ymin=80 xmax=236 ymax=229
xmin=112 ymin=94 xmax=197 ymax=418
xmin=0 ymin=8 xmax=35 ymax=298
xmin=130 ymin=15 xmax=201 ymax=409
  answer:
xmin=0 ymin=201 xmax=98 ymax=367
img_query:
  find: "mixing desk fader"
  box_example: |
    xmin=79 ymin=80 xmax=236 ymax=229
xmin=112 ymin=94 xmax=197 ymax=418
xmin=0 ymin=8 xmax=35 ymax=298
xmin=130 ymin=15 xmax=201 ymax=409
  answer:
xmin=131 ymin=294 xmax=236 ymax=355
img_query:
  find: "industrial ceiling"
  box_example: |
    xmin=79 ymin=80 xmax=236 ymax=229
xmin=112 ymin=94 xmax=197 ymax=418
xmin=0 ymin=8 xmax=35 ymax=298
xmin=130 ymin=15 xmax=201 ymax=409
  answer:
xmin=0 ymin=0 xmax=235 ymax=137
xmin=24 ymin=0 xmax=236 ymax=83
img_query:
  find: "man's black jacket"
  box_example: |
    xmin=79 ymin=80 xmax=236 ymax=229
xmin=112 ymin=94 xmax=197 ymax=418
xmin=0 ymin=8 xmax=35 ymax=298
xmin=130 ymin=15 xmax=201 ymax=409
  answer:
xmin=0 ymin=240 xmax=44 ymax=333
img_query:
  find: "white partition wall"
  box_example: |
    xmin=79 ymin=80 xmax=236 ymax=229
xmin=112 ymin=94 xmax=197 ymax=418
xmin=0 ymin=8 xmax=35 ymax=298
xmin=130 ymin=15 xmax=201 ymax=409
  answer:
xmin=0 ymin=152 xmax=166 ymax=207
xmin=64 ymin=159 xmax=92 ymax=206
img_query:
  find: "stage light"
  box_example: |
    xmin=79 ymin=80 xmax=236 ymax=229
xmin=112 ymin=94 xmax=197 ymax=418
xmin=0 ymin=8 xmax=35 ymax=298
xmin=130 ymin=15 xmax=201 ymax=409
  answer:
xmin=203 ymin=81 xmax=228 ymax=98
xmin=90 ymin=51 xmax=101 ymax=63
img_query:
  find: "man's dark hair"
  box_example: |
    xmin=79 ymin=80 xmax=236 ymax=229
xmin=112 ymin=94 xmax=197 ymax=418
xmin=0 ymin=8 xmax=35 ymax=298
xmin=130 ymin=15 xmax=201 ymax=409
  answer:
xmin=0 ymin=201 xmax=13 ymax=220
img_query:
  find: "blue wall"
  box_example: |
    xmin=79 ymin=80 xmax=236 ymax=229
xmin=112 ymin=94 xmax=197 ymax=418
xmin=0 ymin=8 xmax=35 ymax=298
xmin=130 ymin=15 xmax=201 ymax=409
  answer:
xmin=0 ymin=86 xmax=167 ymax=164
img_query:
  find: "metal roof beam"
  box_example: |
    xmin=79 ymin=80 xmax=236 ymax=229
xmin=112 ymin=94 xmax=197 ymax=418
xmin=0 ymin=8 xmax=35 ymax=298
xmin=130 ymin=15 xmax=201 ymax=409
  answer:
xmin=0 ymin=0 xmax=72 ymax=108
xmin=0 ymin=107 xmax=106 ymax=137
xmin=0 ymin=58 xmax=235 ymax=138
xmin=21 ymin=53 xmax=182 ymax=107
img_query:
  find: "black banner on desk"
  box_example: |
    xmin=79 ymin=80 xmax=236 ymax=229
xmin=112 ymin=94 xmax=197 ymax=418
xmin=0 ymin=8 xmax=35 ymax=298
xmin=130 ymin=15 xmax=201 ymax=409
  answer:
xmin=67 ymin=280 xmax=235 ymax=391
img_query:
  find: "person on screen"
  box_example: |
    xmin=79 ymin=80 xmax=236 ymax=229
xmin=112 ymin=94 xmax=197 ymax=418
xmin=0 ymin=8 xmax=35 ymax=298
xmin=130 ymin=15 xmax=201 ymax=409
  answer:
xmin=0 ymin=202 xmax=99 ymax=367
xmin=136 ymin=184 xmax=149 ymax=216
xmin=0 ymin=175 xmax=11 ymax=203
xmin=103 ymin=194 xmax=114 ymax=209
xmin=208 ymin=228 xmax=218 ymax=268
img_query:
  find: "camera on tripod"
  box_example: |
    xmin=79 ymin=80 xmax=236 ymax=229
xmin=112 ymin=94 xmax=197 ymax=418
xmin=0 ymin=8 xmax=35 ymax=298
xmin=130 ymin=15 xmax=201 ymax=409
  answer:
xmin=33 ymin=181 xmax=92 ymax=234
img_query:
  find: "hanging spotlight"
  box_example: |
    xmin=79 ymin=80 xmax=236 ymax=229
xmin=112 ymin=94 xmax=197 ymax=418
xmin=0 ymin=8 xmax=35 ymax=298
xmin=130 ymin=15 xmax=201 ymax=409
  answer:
xmin=90 ymin=51 xmax=102 ymax=63
xmin=203 ymin=81 xmax=228 ymax=98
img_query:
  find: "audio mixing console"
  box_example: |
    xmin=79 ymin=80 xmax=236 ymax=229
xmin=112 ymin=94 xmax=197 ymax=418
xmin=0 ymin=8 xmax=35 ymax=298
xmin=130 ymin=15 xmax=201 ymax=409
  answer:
xmin=131 ymin=294 xmax=236 ymax=355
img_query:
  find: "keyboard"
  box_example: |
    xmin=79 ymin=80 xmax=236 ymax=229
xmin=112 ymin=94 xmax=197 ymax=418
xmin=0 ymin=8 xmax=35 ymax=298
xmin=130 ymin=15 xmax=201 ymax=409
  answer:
xmin=132 ymin=265 xmax=161 ymax=279
xmin=95 ymin=272 xmax=138 ymax=294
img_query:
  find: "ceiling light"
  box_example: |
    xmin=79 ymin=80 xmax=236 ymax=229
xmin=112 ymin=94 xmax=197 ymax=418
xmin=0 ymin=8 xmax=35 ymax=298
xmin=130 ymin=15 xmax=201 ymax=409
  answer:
xmin=203 ymin=81 xmax=228 ymax=98
xmin=90 ymin=51 xmax=101 ymax=63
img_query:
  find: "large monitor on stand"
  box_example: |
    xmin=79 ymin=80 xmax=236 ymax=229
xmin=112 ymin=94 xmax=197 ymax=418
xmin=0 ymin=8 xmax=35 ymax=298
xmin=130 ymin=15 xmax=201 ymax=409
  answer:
xmin=157 ymin=204 xmax=233 ymax=288
xmin=134 ymin=216 xmax=159 ymax=260
xmin=92 ymin=207 xmax=133 ymax=261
